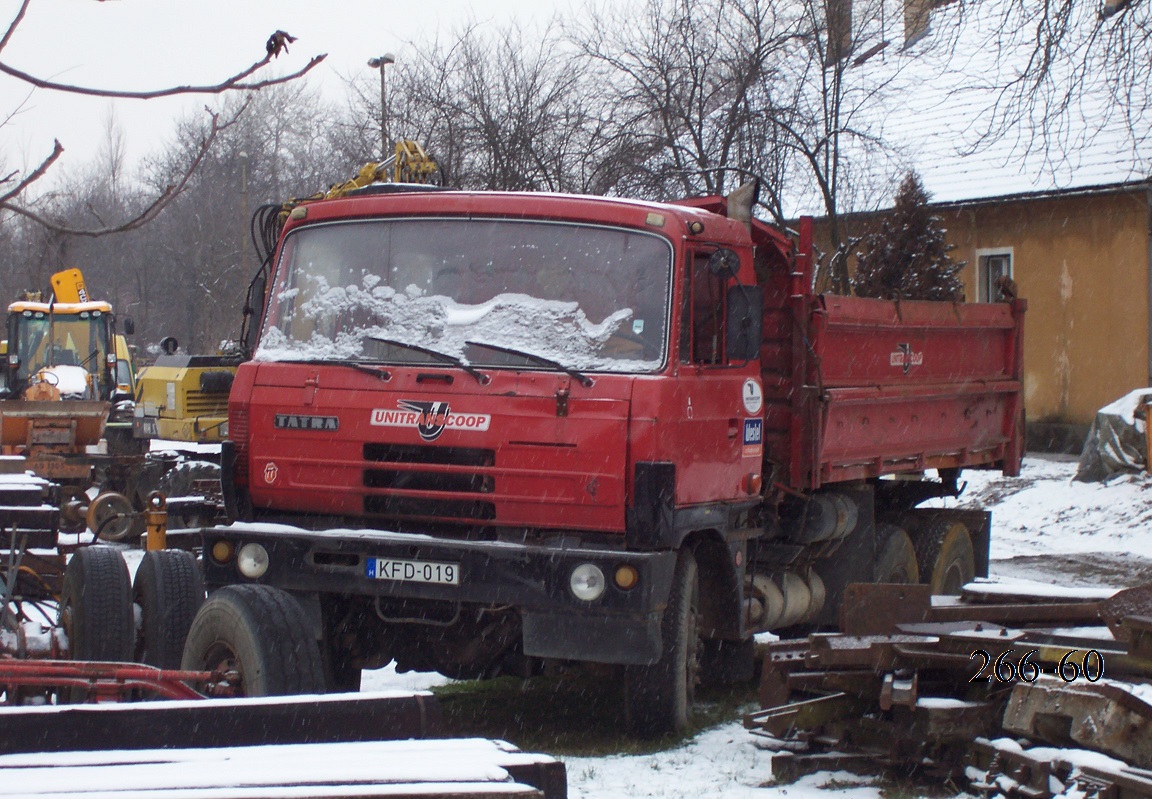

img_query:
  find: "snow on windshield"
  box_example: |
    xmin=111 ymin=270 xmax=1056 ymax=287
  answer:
xmin=255 ymin=217 xmax=672 ymax=373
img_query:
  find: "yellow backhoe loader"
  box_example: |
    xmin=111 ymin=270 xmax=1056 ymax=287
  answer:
xmin=0 ymin=269 xmax=144 ymax=539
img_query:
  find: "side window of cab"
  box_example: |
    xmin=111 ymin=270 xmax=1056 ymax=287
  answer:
xmin=680 ymin=249 xmax=734 ymax=366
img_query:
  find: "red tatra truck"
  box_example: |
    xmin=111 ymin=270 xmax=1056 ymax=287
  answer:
xmin=184 ymin=183 xmax=1025 ymax=735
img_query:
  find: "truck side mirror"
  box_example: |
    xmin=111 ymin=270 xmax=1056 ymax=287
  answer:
xmin=122 ymin=318 xmax=135 ymax=336
xmin=726 ymin=285 xmax=763 ymax=362
xmin=708 ymin=248 xmax=740 ymax=279
xmin=242 ymin=270 xmax=268 ymax=357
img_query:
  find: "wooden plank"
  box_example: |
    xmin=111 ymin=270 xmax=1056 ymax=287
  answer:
xmin=0 ymin=738 xmax=565 ymax=799
xmin=0 ymin=692 xmax=442 ymax=754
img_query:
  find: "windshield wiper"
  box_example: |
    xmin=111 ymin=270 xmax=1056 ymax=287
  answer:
xmin=368 ymin=337 xmax=489 ymax=385
xmin=465 ymin=340 xmax=593 ymax=387
xmin=282 ymin=359 xmax=392 ymax=381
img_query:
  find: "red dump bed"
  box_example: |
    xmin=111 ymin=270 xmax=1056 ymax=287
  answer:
xmin=753 ymin=218 xmax=1026 ymax=492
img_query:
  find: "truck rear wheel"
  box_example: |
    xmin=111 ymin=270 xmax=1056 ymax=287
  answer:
xmin=873 ymin=524 xmax=919 ymax=584
xmin=59 ymin=546 xmax=134 ymax=663
xmin=625 ymin=548 xmax=700 ymax=737
xmin=181 ymin=585 xmax=325 ymax=696
xmin=133 ymin=550 xmax=205 ymax=669
xmin=916 ymin=520 xmax=975 ymax=595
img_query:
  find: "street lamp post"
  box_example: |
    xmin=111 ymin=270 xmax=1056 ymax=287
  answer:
xmin=239 ymin=151 xmax=249 ymax=272
xmin=367 ymin=53 xmax=396 ymax=161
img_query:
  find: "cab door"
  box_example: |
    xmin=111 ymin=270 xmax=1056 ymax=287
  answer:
xmin=668 ymin=246 xmax=763 ymax=505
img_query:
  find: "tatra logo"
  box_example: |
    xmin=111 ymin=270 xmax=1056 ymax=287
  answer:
xmin=275 ymin=414 xmax=339 ymax=431
xmin=371 ymin=400 xmax=492 ymax=441
xmin=889 ymin=343 xmax=924 ymax=375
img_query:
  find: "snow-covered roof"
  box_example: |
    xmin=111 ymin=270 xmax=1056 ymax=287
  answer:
xmin=798 ymin=0 xmax=1151 ymax=213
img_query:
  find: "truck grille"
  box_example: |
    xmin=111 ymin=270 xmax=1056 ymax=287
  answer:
xmin=362 ymin=443 xmax=496 ymax=521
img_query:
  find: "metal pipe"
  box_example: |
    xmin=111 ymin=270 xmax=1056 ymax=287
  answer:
xmin=367 ymin=54 xmax=396 ymax=161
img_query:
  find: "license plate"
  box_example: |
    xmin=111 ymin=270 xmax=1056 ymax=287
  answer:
xmin=367 ymin=558 xmax=460 ymax=585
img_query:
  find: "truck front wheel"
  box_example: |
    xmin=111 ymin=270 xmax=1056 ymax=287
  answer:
xmin=181 ymin=585 xmax=325 ymax=696
xmin=624 ymin=548 xmax=700 ymax=737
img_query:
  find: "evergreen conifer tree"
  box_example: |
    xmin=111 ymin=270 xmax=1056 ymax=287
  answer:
xmin=852 ymin=172 xmax=965 ymax=301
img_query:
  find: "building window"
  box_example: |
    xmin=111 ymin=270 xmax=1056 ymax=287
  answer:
xmin=977 ymin=249 xmax=1013 ymax=303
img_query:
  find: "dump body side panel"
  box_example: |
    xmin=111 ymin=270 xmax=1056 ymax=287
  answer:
xmin=789 ymin=294 xmax=1026 ymax=489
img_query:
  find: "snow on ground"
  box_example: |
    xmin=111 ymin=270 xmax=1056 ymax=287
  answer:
xmin=352 ymin=454 xmax=1144 ymax=799
xmin=932 ymin=455 xmax=1152 ymax=560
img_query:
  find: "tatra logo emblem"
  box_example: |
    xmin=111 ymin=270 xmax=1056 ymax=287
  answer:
xmin=274 ymin=414 xmax=339 ymax=431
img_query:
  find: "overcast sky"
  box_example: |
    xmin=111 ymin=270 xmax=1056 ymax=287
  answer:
xmin=0 ymin=0 xmax=581 ymax=181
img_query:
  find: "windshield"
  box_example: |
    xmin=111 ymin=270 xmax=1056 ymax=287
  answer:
xmin=11 ymin=308 xmax=112 ymax=397
xmin=257 ymin=218 xmax=673 ymax=373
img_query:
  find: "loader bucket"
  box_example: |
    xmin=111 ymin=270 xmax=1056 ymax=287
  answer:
xmin=0 ymin=400 xmax=108 ymax=448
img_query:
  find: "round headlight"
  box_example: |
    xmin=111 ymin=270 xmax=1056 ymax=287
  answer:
xmin=570 ymin=563 xmax=606 ymax=602
xmin=237 ymin=543 xmax=270 ymax=579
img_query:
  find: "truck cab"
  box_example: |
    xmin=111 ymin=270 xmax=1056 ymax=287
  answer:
xmin=230 ymin=193 xmax=762 ymax=531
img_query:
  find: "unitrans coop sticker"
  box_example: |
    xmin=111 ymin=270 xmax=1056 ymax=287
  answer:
xmin=371 ymin=400 xmax=491 ymax=441
xmin=889 ymin=343 xmax=924 ymax=375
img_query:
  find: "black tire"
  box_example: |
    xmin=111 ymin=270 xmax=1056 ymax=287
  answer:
xmin=181 ymin=584 xmax=325 ymax=696
xmin=625 ymin=548 xmax=701 ymax=737
xmin=873 ymin=524 xmax=920 ymax=584
xmin=915 ymin=519 xmax=975 ymax=595
xmin=59 ymin=546 xmax=134 ymax=663
xmin=133 ymin=550 xmax=205 ymax=669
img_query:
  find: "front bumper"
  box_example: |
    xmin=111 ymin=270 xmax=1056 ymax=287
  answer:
xmin=198 ymin=525 xmax=678 ymax=665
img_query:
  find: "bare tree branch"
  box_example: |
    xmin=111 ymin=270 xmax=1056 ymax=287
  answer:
xmin=0 ymin=139 xmax=61 ymax=204
xmin=0 ymin=0 xmax=30 ymax=54
xmin=0 ymin=4 xmax=326 ymax=235
xmin=0 ymin=101 xmax=251 ymax=236
xmin=0 ymin=50 xmax=327 ymax=100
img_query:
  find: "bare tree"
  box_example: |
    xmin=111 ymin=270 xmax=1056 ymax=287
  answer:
xmin=975 ymin=0 xmax=1151 ymax=162
xmin=751 ymin=0 xmax=929 ymax=293
xmin=10 ymin=82 xmax=346 ymax=355
xmin=573 ymin=0 xmax=794 ymax=200
xmin=337 ymin=22 xmax=636 ymax=194
xmin=572 ymin=0 xmax=918 ymax=293
xmin=125 ymin=84 xmax=344 ymax=352
xmin=0 ymin=2 xmax=325 ymax=234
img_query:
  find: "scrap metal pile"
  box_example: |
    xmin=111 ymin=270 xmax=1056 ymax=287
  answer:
xmin=747 ymin=581 xmax=1152 ymax=799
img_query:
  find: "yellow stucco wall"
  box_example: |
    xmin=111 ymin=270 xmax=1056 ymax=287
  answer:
xmin=810 ymin=187 xmax=1150 ymax=425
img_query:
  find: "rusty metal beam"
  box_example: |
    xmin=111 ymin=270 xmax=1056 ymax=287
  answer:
xmin=1003 ymin=678 xmax=1152 ymax=769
